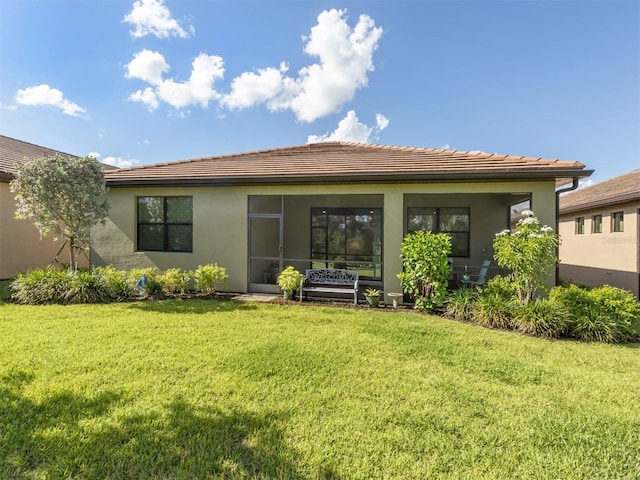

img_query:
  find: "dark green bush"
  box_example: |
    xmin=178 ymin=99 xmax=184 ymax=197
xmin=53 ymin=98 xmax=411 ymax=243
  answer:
xmin=93 ymin=266 xmax=136 ymax=302
xmin=481 ymin=274 xmax=517 ymax=300
xmin=443 ymin=288 xmax=478 ymax=322
xmin=66 ymin=270 xmax=110 ymax=304
xmin=514 ymin=298 xmax=568 ymax=339
xmin=474 ymin=293 xmax=515 ymax=329
xmin=11 ymin=268 xmax=72 ymax=304
xmin=549 ymin=285 xmax=640 ymax=343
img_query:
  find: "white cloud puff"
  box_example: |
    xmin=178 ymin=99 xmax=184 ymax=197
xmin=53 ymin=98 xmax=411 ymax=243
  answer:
xmin=125 ymin=51 xmax=224 ymax=111
xmin=307 ymin=110 xmax=389 ymax=143
xmin=123 ymin=0 xmax=193 ymax=39
xmin=125 ymin=49 xmax=169 ymax=85
xmin=87 ymin=152 xmax=101 ymax=159
xmin=222 ymin=9 xmax=383 ymax=122
xmin=222 ymin=63 xmax=288 ymax=110
xmin=14 ymin=84 xmax=87 ymax=117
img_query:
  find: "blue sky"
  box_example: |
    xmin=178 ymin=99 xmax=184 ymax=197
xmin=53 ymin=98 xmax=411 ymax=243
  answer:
xmin=1 ymin=0 xmax=638 ymax=184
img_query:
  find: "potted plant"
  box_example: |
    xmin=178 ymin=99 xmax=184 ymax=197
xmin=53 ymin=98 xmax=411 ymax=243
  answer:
xmin=364 ymin=288 xmax=383 ymax=308
xmin=277 ymin=266 xmax=304 ymax=300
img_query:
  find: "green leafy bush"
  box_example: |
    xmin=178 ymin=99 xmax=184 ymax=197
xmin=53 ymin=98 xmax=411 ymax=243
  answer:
xmin=493 ymin=210 xmax=559 ymax=305
xmin=474 ymin=293 xmax=515 ymax=330
xmin=11 ymin=268 xmax=72 ymax=304
xmin=398 ymin=230 xmax=452 ymax=311
xmin=481 ymin=274 xmax=517 ymax=300
xmin=514 ymin=298 xmax=567 ymax=339
xmin=550 ymin=285 xmax=640 ymax=342
xmin=193 ymin=263 xmax=229 ymax=295
xmin=443 ymin=288 xmax=479 ymax=322
xmin=162 ymin=268 xmax=191 ymax=296
xmin=66 ymin=270 xmax=109 ymax=304
xmin=93 ymin=265 xmax=136 ymax=302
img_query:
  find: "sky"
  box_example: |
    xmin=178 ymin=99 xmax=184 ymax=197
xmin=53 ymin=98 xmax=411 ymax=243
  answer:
xmin=0 ymin=0 xmax=638 ymax=184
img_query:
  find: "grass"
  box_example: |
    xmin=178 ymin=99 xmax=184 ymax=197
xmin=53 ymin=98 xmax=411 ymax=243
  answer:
xmin=1 ymin=299 xmax=639 ymax=479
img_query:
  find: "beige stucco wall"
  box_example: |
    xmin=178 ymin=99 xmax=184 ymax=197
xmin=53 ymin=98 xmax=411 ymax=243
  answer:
xmin=0 ymin=181 xmax=88 ymax=278
xmin=559 ymin=200 xmax=639 ymax=297
xmin=91 ymin=180 xmax=558 ymax=295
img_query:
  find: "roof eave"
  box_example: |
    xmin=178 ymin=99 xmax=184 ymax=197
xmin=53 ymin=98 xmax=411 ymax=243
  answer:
xmin=106 ymin=169 xmax=593 ymax=187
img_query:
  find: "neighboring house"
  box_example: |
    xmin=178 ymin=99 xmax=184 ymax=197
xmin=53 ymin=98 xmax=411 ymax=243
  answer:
xmin=0 ymin=135 xmax=114 ymax=279
xmin=93 ymin=142 xmax=591 ymax=301
xmin=559 ymin=169 xmax=640 ymax=298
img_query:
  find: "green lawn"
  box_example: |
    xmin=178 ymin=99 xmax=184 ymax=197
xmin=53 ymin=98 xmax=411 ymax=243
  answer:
xmin=1 ymin=299 xmax=638 ymax=479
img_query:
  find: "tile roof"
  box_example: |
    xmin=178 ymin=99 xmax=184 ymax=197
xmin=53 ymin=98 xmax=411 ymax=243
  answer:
xmin=0 ymin=135 xmax=115 ymax=181
xmin=559 ymin=169 xmax=640 ymax=214
xmin=105 ymin=142 xmax=591 ymax=186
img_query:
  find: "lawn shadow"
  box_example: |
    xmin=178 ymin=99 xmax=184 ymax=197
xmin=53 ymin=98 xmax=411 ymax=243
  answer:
xmin=1 ymin=370 xmax=305 ymax=479
xmin=126 ymin=297 xmax=258 ymax=315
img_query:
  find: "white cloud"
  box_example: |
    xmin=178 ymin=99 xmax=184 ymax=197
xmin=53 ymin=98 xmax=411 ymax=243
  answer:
xmin=0 ymin=102 xmax=17 ymax=111
xmin=125 ymin=49 xmax=169 ymax=85
xmin=102 ymin=156 xmax=140 ymax=168
xmin=222 ymin=9 xmax=383 ymax=123
xmin=123 ymin=0 xmax=193 ymax=39
xmin=87 ymin=152 xmax=101 ymax=159
xmin=439 ymin=144 xmax=451 ymax=150
xmin=128 ymin=87 xmax=160 ymax=111
xmin=307 ymin=110 xmax=389 ymax=143
xmin=125 ymin=51 xmax=224 ymax=111
xmin=15 ymin=84 xmax=86 ymax=117
xmin=222 ymin=63 xmax=288 ymax=110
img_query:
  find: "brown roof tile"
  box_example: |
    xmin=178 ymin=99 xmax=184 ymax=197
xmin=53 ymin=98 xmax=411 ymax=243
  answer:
xmin=559 ymin=169 xmax=640 ymax=214
xmin=0 ymin=135 xmax=115 ymax=181
xmin=105 ymin=142 xmax=591 ymax=186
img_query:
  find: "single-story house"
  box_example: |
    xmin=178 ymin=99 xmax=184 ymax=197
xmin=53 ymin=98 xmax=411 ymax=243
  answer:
xmin=0 ymin=135 xmax=114 ymax=279
xmin=93 ymin=142 xmax=592 ymax=302
xmin=559 ymin=169 xmax=640 ymax=298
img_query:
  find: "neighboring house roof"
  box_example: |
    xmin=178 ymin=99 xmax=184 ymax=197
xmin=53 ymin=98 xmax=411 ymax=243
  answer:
xmin=559 ymin=169 xmax=640 ymax=214
xmin=105 ymin=142 xmax=591 ymax=186
xmin=0 ymin=135 xmax=116 ymax=182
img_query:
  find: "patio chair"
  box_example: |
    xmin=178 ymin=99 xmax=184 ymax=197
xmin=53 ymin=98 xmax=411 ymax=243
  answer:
xmin=460 ymin=260 xmax=491 ymax=288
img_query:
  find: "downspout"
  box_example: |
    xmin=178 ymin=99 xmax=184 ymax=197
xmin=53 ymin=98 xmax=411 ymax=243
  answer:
xmin=555 ymin=177 xmax=580 ymax=285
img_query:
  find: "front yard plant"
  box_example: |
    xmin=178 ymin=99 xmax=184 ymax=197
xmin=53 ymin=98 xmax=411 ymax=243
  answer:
xmin=493 ymin=210 xmax=559 ymax=306
xmin=8 ymin=264 xmax=229 ymax=304
xmin=276 ymin=266 xmax=304 ymax=300
xmin=398 ymin=230 xmax=451 ymax=311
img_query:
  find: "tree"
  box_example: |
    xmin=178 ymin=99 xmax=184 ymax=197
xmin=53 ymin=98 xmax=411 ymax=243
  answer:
xmin=493 ymin=210 xmax=560 ymax=306
xmin=398 ymin=230 xmax=452 ymax=311
xmin=10 ymin=154 xmax=110 ymax=272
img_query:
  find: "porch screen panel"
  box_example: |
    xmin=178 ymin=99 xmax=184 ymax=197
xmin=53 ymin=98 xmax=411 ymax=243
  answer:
xmin=311 ymin=208 xmax=382 ymax=280
xmin=407 ymin=207 xmax=469 ymax=257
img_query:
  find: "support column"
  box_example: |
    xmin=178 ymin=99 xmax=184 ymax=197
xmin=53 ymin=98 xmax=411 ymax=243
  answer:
xmin=383 ymin=190 xmax=404 ymax=304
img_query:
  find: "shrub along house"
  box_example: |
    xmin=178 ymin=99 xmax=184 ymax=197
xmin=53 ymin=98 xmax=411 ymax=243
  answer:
xmin=0 ymin=135 xmax=115 ymax=278
xmin=92 ymin=142 xmax=591 ymax=303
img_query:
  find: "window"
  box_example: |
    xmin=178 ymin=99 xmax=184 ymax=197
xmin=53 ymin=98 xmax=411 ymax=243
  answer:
xmin=612 ymin=211 xmax=624 ymax=232
xmin=310 ymin=208 xmax=382 ymax=280
xmin=576 ymin=217 xmax=585 ymax=234
xmin=137 ymin=196 xmax=193 ymax=252
xmin=592 ymin=214 xmax=602 ymax=234
xmin=407 ymin=207 xmax=470 ymax=257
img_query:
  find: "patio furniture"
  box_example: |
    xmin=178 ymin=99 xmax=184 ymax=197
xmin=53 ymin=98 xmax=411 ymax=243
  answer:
xmin=299 ymin=268 xmax=359 ymax=305
xmin=460 ymin=260 xmax=491 ymax=288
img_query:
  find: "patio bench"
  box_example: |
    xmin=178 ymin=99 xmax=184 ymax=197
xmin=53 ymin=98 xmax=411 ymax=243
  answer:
xmin=299 ymin=268 xmax=359 ymax=305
